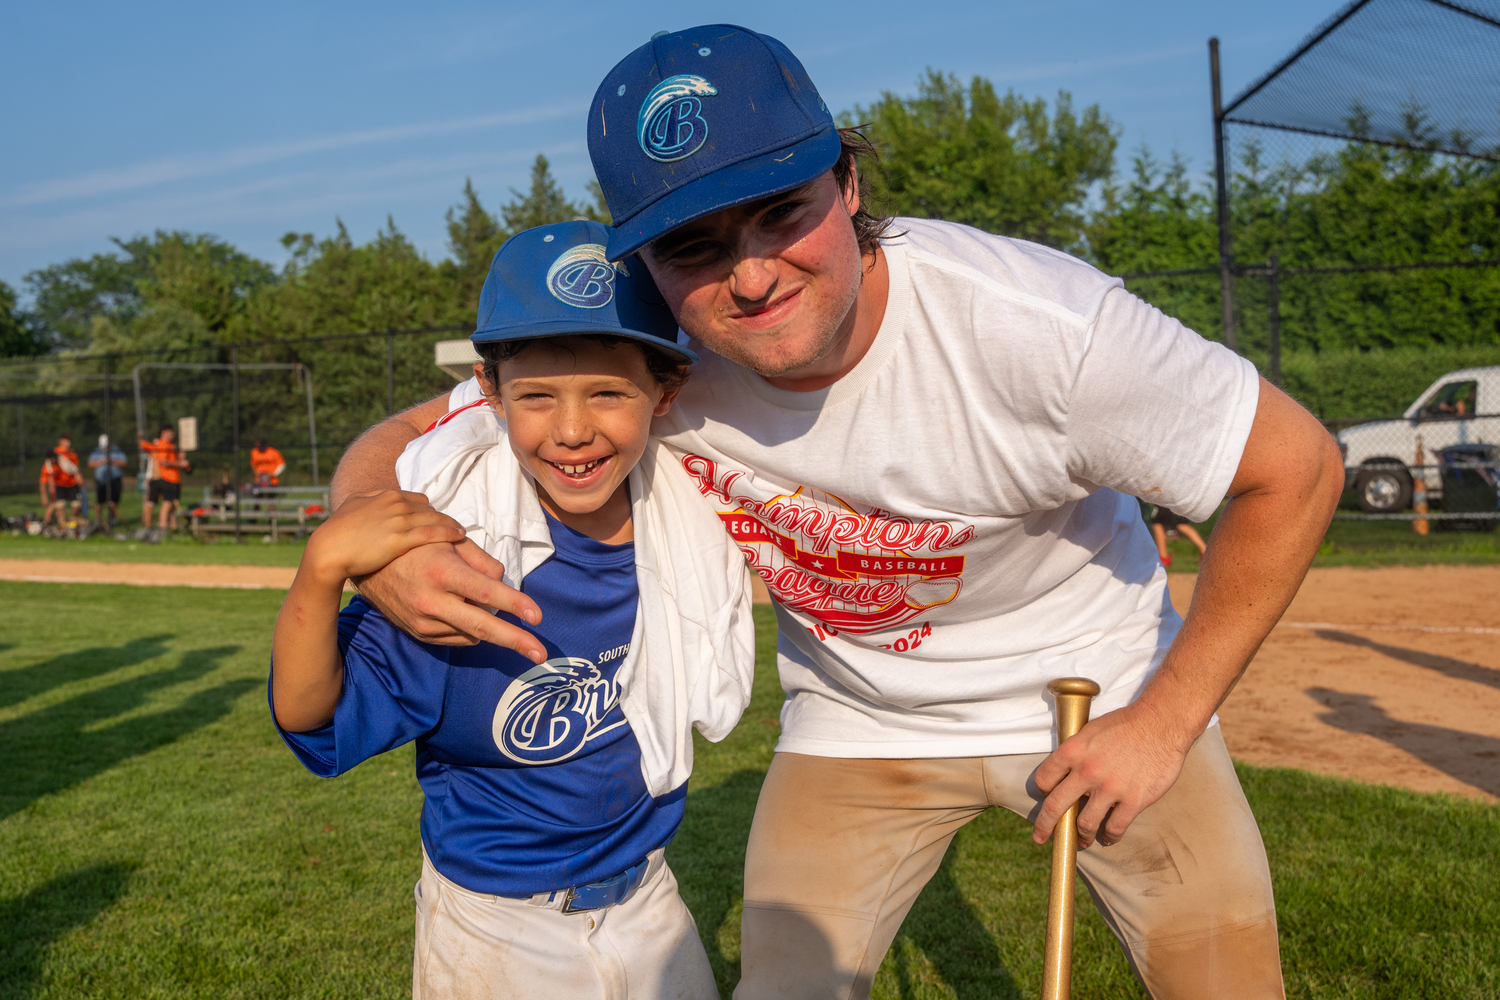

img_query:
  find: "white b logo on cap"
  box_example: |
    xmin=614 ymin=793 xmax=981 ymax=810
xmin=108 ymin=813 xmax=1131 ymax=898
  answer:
xmin=546 ymin=244 xmax=619 ymax=309
xmin=637 ymin=74 xmax=716 ymax=162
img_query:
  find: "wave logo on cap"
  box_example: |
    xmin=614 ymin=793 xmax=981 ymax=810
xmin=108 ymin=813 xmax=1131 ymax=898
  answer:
xmin=637 ymin=74 xmax=717 ymax=162
xmin=546 ymin=244 xmax=619 ymax=309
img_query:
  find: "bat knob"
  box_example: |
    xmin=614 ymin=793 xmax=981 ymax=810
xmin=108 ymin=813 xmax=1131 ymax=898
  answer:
xmin=1047 ymin=677 xmax=1100 ymax=698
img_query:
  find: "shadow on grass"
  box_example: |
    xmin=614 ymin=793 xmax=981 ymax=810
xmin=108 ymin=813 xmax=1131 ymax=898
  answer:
xmin=1309 ymin=687 xmax=1500 ymax=797
xmin=0 ymin=635 xmax=175 ymax=711
xmin=0 ymin=645 xmax=256 ymax=819
xmin=1315 ymin=629 xmax=1500 ymax=691
xmin=673 ymin=768 xmax=766 ymax=996
xmin=0 ymin=863 xmax=135 ymax=1000
xmin=888 ymin=842 xmax=1021 ymax=1000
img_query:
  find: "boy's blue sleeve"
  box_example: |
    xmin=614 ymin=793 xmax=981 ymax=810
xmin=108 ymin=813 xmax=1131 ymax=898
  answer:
xmin=270 ymin=596 xmax=451 ymax=777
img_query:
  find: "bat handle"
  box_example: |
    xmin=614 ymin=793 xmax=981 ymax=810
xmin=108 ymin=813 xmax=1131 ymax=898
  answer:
xmin=1041 ymin=677 xmax=1101 ymax=1000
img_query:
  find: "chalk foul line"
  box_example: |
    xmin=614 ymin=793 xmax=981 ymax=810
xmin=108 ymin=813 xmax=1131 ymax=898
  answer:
xmin=1278 ymin=621 xmax=1500 ymax=636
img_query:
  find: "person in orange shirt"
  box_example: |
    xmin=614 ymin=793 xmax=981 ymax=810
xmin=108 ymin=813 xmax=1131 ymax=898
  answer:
xmin=250 ymin=438 xmax=287 ymax=488
xmin=47 ymin=435 xmax=83 ymax=532
xmin=139 ymin=426 xmax=189 ymax=530
xmin=38 ymin=453 xmax=58 ymax=530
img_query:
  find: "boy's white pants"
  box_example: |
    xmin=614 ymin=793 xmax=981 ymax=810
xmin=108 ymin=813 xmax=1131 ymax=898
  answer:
xmin=413 ymin=849 xmax=718 ymax=1000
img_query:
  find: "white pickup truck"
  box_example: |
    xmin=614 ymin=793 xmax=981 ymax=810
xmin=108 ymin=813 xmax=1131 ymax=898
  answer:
xmin=1337 ymin=366 xmax=1500 ymax=512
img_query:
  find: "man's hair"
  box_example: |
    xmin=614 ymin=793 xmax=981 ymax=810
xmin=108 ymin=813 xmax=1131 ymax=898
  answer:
xmin=833 ymin=126 xmax=897 ymax=258
xmin=57 ymin=434 xmax=70 ymax=442
xmin=476 ymin=335 xmax=690 ymax=395
xmin=160 ymin=425 xmax=174 ymax=436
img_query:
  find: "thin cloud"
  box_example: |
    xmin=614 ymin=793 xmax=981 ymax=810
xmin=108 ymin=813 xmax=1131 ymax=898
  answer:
xmin=989 ymin=44 xmax=1204 ymax=84
xmin=0 ymin=142 xmax=591 ymax=254
xmin=2 ymin=102 xmax=583 ymax=209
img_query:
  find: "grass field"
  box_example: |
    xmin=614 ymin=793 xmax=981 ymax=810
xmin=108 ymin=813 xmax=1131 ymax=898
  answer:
xmin=2 ymin=583 xmax=1497 ymax=999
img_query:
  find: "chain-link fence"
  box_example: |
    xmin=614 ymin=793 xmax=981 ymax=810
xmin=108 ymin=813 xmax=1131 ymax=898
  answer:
xmin=0 ymin=327 xmax=470 ymax=510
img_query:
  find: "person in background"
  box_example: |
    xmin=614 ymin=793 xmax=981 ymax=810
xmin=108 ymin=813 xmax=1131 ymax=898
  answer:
xmin=89 ymin=434 xmax=128 ymax=528
xmin=1149 ymin=504 xmax=1208 ymax=568
xmin=49 ymin=435 xmax=83 ymax=532
xmin=250 ymin=438 xmax=287 ymax=488
xmin=139 ymin=425 xmax=189 ymax=530
xmin=38 ymin=452 xmax=59 ymax=531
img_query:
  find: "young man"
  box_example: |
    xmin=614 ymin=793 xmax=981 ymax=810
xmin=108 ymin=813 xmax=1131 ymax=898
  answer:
xmin=273 ymin=221 xmax=752 ymax=999
xmin=89 ymin=434 xmax=127 ymax=528
xmin=46 ymin=434 xmax=83 ymax=531
xmin=330 ymin=26 xmax=1343 ymax=999
xmin=250 ymin=438 xmax=286 ymax=488
xmin=139 ymin=426 xmax=187 ymax=530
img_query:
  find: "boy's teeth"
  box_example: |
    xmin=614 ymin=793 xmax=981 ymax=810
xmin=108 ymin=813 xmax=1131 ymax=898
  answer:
xmin=556 ymin=458 xmax=602 ymax=476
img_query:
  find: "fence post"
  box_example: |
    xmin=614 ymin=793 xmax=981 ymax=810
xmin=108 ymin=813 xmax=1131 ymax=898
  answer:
xmin=1267 ymin=255 xmax=1282 ymax=386
xmin=233 ymin=346 xmax=242 ymax=544
xmin=102 ymin=355 xmax=111 ymax=453
xmin=1210 ymin=38 xmax=1236 ymax=351
xmin=14 ymin=402 xmax=21 ymax=476
xmin=386 ymin=332 xmax=396 ymax=416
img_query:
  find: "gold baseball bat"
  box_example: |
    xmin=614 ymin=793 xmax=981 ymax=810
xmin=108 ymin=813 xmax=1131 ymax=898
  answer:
xmin=1041 ymin=677 xmax=1101 ymax=1000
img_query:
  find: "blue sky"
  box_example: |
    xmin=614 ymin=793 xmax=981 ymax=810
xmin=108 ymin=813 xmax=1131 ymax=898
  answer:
xmin=1 ymin=0 xmax=1347 ymax=295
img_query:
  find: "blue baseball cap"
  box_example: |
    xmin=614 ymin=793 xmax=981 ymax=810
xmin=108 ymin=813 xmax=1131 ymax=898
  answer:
xmin=588 ymin=25 xmax=842 ymax=260
xmin=472 ymin=220 xmax=696 ymax=363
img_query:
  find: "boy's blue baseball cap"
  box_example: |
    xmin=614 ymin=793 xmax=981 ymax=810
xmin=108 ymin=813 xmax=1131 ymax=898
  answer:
xmin=588 ymin=25 xmax=842 ymax=260
xmin=472 ymin=220 xmax=696 ymax=363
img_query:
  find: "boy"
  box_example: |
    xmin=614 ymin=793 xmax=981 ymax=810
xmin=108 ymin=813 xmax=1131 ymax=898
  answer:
xmin=270 ymin=221 xmax=754 ymax=1000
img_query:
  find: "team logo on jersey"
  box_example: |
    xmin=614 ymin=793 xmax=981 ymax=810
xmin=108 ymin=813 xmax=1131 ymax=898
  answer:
xmin=637 ymin=74 xmax=716 ymax=162
xmin=683 ymin=454 xmax=975 ymax=636
xmin=546 ymin=244 xmax=619 ymax=309
xmin=492 ymin=657 xmax=622 ymax=764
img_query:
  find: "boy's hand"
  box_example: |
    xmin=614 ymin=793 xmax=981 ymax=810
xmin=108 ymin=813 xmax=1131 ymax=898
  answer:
xmin=303 ymin=490 xmax=468 ymax=588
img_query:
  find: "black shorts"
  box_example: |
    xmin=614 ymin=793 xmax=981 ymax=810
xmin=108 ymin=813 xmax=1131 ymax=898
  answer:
xmin=1150 ymin=505 xmax=1189 ymax=529
xmin=96 ymin=479 xmax=122 ymax=504
xmin=54 ymin=485 xmax=81 ymax=503
xmin=148 ymin=480 xmax=181 ymax=503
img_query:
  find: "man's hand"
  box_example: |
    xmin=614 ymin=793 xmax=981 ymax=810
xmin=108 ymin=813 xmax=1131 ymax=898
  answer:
xmin=1031 ymin=699 xmax=1194 ymax=849
xmin=1030 ymin=376 xmax=1345 ymax=849
xmin=352 ymin=536 xmax=548 ymax=663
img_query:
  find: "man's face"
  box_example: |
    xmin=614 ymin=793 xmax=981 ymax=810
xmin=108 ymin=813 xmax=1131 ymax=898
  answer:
xmin=639 ymin=170 xmax=865 ymax=378
xmin=162 ymin=429 xmax=175 ymax=443
xmin=57 ymin=437 xmax=70 ymax=449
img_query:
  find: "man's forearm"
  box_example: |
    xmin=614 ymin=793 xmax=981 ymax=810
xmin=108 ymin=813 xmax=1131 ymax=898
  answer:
xmin=329 ymin=395 xmax=449 ymax=509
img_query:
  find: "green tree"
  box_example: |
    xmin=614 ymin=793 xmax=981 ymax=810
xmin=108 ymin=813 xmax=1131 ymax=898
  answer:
xmin=0 ymin=280 xmax=47 ymax=357
xmin=23 ymin=250 xmax=148 ymax=349
xmin=845 ymin=71 xmax=1117 ymax=252
xmin=23 ymin=231 xmax=276 ymax=353
xmin=444 ymin=179 xmax=507 ymax=312
xmin=499 ymin=154 xmax=591 ymax=232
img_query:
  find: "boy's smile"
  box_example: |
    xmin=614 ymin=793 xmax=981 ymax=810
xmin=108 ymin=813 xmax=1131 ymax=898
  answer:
xmin=478 ymin=337 xmax=679 ymax=545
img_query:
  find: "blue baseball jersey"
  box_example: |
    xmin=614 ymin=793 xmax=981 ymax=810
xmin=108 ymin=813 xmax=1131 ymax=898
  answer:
xmin=272 ymin=511 xmax=684 ymax=897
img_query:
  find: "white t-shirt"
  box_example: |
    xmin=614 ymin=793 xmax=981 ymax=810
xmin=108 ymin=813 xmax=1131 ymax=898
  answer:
xmin=448 ymin=218 xmax=1259 ymax=759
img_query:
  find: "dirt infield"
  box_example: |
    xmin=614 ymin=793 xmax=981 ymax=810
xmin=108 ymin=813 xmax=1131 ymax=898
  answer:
xmin=1170 ymin=566 xmax=1500 ymax=802
xmin=0 ymin=559 xmax=299 ymax=589
xmin=7 ymin=558 xmax=1496 ymax=799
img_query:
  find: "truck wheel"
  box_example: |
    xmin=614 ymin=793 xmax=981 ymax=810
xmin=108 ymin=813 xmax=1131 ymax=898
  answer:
xmin=1355 ymin=466 xmax=1413 ymax=513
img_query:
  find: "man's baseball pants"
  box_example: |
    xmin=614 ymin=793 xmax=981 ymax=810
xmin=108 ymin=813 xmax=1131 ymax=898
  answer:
xmin=734 ymin=726 xmax=1284 ymax=1000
